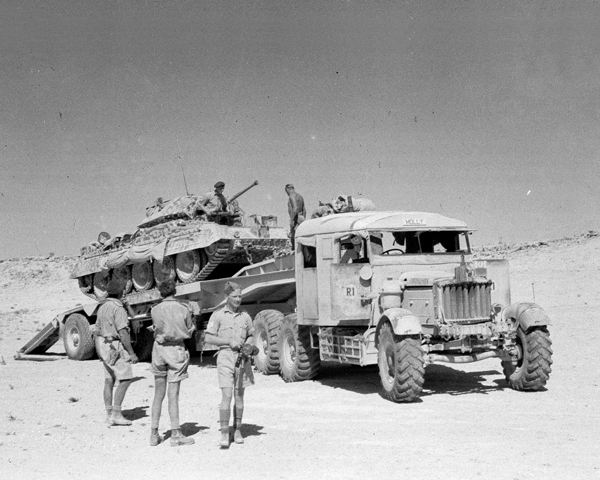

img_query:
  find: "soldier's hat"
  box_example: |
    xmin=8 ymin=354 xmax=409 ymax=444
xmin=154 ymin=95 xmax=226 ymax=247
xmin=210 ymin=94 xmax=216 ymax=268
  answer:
xmin=285 ymin=183 xmax=294 ymax=190
xmin=214 ymin=181 xmax=225 ymax=189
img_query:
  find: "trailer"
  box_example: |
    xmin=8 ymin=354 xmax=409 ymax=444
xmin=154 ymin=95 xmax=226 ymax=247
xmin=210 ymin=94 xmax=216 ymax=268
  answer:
xmin=19 ymin=210 xmax=553 ymax=402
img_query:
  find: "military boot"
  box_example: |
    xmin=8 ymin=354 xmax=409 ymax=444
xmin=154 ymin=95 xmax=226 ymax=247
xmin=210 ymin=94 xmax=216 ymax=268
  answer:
xmin=170 ymin=429 xmax=194 ymax=447
xmin=150 ymin=428 xmax=162 ymax=447
xmin=219 ymin=408 xmax=231 ymax=448
xmin=110 ymin=406 xmax=132 ymax=426
xmin=233 ymin=408 xmax=244 ymax=444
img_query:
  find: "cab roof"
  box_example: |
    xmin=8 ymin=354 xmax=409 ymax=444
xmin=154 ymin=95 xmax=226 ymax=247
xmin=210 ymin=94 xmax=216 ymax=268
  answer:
xmin=295 ymin=211 xmax=469 ymax=238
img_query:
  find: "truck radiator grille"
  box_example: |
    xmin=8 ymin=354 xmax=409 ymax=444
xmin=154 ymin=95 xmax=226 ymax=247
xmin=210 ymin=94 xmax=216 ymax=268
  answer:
xmin=438 ymin=280 xmax=492 ymax=323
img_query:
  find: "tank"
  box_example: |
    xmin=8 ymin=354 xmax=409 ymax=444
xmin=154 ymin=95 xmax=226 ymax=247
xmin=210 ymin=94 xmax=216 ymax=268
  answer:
xmin=70 ymin=181 xmax=289 ymax=300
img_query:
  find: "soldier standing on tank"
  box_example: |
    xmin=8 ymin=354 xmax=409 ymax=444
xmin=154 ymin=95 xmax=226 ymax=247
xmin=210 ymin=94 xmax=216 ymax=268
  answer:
xmin=285 ymin=183 xmax=306 ymax=249
xmin=202 ymin=181 xmax=228 ymax=215
xmin=149 ymin=279 xmax=196 ymax=447
xmin=95 ymin=273 xmax=139 ymax=426
xmin=204 ymin=282 xmax=255 ymax=448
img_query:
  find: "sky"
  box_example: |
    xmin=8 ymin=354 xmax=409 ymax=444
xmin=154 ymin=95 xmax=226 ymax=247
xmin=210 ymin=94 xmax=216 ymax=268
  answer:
xmin=1 ymin=0 xmax=599 ymax=259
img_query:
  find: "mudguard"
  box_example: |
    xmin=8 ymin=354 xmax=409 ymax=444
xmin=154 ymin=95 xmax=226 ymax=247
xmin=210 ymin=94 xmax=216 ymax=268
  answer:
xmin=380 ymin=308 xmax=422 ymax=336
xmin=502 ymin=302 xmax=551 ymax=331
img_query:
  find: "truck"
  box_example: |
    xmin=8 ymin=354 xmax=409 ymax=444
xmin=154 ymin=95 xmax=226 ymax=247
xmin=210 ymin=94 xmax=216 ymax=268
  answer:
xmin=19 ymin=210 xmax=553 ymax=403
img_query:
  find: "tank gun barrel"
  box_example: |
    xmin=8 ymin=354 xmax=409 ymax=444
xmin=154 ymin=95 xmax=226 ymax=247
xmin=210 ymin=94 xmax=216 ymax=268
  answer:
xmin=228 ymin=180 xmax=259 ymax=204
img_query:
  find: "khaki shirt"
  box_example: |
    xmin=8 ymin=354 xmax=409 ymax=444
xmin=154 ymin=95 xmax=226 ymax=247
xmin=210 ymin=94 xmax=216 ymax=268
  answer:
xmin=206 ymin=306 xmax=254 ymax=350
xmin=96 ymin=298 xmax=129 ymax=338
xmin=202 ymin=191 xmax=228 ymax=214
xmin=150 ymin=297 xmax=194 ymax=344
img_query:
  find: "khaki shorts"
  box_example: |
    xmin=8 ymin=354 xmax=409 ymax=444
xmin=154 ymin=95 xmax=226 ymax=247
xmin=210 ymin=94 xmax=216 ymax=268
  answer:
xmin=217 ymin=349 xmax=255 ymax=390
xmin=96 ymin=338 xmax=133 ymax=381
xmin=150 ymin=342 xmax=190 ymax=383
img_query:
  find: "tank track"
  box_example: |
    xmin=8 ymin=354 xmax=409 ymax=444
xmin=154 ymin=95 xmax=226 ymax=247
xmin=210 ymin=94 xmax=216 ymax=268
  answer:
xmin=195 ymin=245 xmax=233 ymax=281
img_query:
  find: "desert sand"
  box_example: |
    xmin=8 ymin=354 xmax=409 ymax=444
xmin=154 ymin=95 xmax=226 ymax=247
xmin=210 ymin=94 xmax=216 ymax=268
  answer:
xmin=1 ymin=234 xmax=599 ymax=480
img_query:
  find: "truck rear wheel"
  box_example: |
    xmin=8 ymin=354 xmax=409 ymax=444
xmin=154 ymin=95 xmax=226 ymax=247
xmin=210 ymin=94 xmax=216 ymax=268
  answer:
xmin=377 ymin=323 xmax=424 ymax=403
xmin=279 ymin=314 xmax=320 ymax=382
xmin=253 ymin=310 xmax=283 ymax=375
xmin=63 ymin=313 xmax=96 ymax=361
xmin=502 ymin=327 xmax=552 ymax=391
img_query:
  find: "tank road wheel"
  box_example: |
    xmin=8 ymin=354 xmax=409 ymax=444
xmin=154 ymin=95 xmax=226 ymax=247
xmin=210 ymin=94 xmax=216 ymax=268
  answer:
xmin=114 ymin=266 xmax=133 ymax=295
xmin=63 ymin=313 xmax=96 ymax=361
xmin=175 ymin=250 xmax=204 ymax=283
xmin=133 ymin=325 xmax=154 ymax=362
xmin=253 ymin=310 xmax=284 ymax=375
xmin=278 ymin=314 xmax=320 ymax=382
xmin=93 ymin=272 xmax=109 ymax=300
xmin=153 ymin=256 xmax=176 ymax=286
xmin=377 ymin=323 xmax=424 ymax=403
xmin=502 ymin=327 xmax=553 ymax=391
xmin=132 ymin=262 xmax=154 ymax=292
xmin=78 ymin=274 xmax=93 ymax=294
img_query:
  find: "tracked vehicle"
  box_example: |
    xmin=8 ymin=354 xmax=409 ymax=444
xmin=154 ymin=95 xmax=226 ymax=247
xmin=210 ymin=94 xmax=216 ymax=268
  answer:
xmin=70 ymin=181 xmax=289 ymax=301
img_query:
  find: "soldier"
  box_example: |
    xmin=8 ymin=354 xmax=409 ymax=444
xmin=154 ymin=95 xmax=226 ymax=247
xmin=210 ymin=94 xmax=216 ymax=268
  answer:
xmin=205 ymin=281 xmax=255 ymax=448
xmin=311 ymin=202 xmax=335 ymax=219
xmin=149 ymin=279 xmax=196 ymax=447
xmin=202 ymin=181 xmax=228 ymax=215
xmin=95 ymin=273 xmax=139 ymax=426
xmin=333 ymin=195 xmax=375 ymax=213
xmin=285 ymin=183 xmax=306 ymax=249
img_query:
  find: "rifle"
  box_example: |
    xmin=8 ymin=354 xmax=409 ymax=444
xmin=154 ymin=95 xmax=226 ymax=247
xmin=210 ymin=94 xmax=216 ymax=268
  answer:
xmin=228 ymin=180 xmax=259 ymax=205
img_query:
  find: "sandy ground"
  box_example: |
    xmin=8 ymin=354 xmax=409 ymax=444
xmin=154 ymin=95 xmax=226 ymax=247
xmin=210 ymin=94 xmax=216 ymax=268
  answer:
xmin=1 ymin=237 xmax=599 ymax=480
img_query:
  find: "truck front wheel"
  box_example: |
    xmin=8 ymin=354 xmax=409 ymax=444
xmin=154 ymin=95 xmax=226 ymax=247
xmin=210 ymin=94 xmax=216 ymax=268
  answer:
xmin=279 ymin=314 xmax=320 ymax=382
xmin=377 ymin=323 xmax=424 ymax=403
xmin=63 ymin=313 xmax=96 ymax=361
xmin=502 ymin=327 xmax=552 ymax=391
xmin=253 ymin=310 xmax=283 ymax=375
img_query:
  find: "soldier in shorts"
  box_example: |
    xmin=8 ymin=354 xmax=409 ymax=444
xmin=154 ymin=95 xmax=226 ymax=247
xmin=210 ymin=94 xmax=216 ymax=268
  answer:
xmin=95 ymin=273 xmax=139 ymax=426
xmin=149 ymin=279 xmax=196 ymax=447
xmin=205 ymin=281 xmax=255 ymax=448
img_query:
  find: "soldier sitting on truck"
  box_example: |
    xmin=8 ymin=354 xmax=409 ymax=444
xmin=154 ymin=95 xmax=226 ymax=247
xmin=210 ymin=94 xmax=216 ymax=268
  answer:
xmin=332 ymin=195 xmax=375 ymax=213
xmin=340 ymin=235 xmax=365 ymax=263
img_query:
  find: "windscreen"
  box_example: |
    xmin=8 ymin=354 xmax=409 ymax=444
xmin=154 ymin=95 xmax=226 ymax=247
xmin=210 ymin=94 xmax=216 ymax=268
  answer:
xmin=370 ymin=231 xmax=470 ymax=255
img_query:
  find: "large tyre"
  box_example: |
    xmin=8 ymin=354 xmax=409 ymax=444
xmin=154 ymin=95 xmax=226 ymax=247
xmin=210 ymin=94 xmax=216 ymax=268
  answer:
xmin=93 ymin=272 xmax=109 ymax=300
xmin=175 ymin=250 xmax=204 ymax=283
xmin=278 ymin=314 xmax=320 ymax=382
xmin=63 ymin=313 xmax=96 ymax=361
xmin=153 ymin=256 xmax=176 ymax=286
xmin=133 ymin=325 xmax=154 ymax=362
xmin=132 ymin=262 xmax=154 ymax=291
xmin=377 ymin=323 xmax=424 ymax=403
xmin=502 ymin=327 xmax=552 ymax=391
xmin=253 ymin=309 xmax=284 ymax=375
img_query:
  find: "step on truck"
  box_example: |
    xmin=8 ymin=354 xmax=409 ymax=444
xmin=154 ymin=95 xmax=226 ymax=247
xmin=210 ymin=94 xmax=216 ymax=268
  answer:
xmin=20 ymin=210 xmax=553 ymax=403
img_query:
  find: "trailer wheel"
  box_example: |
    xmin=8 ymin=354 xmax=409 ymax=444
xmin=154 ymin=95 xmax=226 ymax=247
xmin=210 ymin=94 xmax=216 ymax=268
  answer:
xmin=279 ymin=314 xmax=320 ymax=382
xmin=502 ymin=327 xmax=552 ymax=391
xmin=253 ymin=310 xmax=284 ymax=375
xmin=377 ymin=323 xmax=424 ymax=403
xmin=133 ymin=326 xmax=154 ymax=362
xmin=63 ymin=313 xmax=96 ymax=361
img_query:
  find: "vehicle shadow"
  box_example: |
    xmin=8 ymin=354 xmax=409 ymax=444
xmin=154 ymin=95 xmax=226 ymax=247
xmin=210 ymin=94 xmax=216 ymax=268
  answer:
xmin=315 ymin=362 xmax=505 ymax=398
xmin=420 ymin=364 xmax=504 ymax=397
